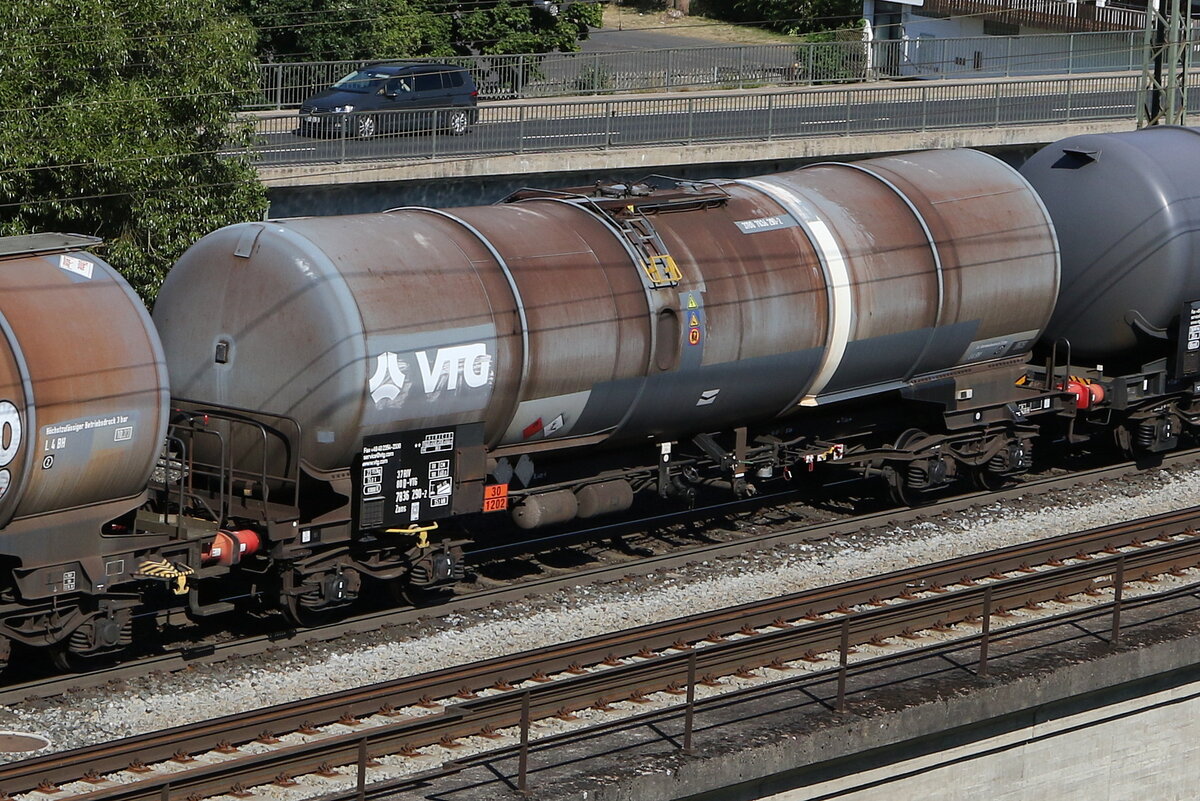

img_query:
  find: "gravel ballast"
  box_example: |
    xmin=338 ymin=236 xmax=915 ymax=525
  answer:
xmin=4 ymin=463 xmax=1200 ymax=756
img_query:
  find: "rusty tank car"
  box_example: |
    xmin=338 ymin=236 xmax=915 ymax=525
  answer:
xmin=152 ymin=147 xmax=1067 ymax=617
xmin=0 ymin=234 xmax=170 ymax=665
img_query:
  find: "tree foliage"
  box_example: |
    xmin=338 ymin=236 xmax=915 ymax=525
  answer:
xmin=239 ymin=0 xmax=603 ymax=62
xmin=0 ymin=0 xmax=268 ymax=301
xmin=698 ymin=0 xmax=861 ymax=36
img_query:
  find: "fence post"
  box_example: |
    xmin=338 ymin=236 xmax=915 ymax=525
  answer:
xmin=1111 ymin=556 xmax=1125 ymax=649
xmin=767 ymin=93 xmax=775 ymax=139
xmin=518 ymin=55 xmax=525 ymax=99
xmin=666 ymin=48 xmax=674 ymax=92
xmin=837 ymin=616 xmax=850 ymax=712
xmin=357 ymin=737 xmax=368 ymax=801
xmin=807 ymin=45 xmax=815 ymax=86
xmin=519 ymin=104 xmax=526 ymax=154
xmin=739 ymin=48 xmax=746 ymax=89
xmin=979 ymin=585 xmax=992 ymax=677
xmin=1006 ymin=36 xmax=1014 ymax=77
xmin=683 ymin=650 xmax=696 ymax=754
xmin=921 ymin=84 xmax=928 ymax=131
xmin=518 ymin=691 xmax=531 ymax=793
xmin=994 ymin=82 xmax=1002 ymax=127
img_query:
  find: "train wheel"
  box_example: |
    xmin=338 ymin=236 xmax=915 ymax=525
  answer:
xmin=886 ymin=476 xmax=915 ymax=507
xmin=970 ymin=466 xmax=1013 ymax=491
xmin=49 ymin=644 xmax=78 ymax=672
xmin=283 ymin=592 xmax=338 ymax=628
xmin=48 ymin=643 xmax=120 ymax=672
xmin=885 ymin=428 xmax=936 ymax=506
xmin=395 ymin=582 xmax=454 ymax=608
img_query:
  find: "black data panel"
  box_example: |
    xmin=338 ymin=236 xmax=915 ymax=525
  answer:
xmin=357 ymin=423 xmax=482 ymax=529
xmin=1177 ymin=300 xmax=1200 ymax=380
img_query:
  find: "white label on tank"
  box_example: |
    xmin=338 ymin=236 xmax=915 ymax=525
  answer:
xmin=0 ymin=401 xmax=21 ymax=468
xmin=734 ymin=216 xmax=797 ymax=234
xmin=58 ymin=255 xmax=94 ymax=279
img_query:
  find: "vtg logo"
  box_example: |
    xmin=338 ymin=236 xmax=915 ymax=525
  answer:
xmin=368 ymin=343 xmax=492 ymax=408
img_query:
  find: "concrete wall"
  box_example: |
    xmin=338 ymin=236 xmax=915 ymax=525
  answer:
xmin=753 ymin=671 xmax=1200 ymax=800
xmin=263 ymin=121 xmax=1129 ymax=217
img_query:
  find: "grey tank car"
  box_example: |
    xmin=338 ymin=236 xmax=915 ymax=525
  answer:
xmin=151 ymin=147 xmax=1064 ymax=613
xmin=1021 ymin=126 xmax=1200 ymax=368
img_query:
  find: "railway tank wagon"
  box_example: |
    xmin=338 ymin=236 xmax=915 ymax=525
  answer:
xmin=0 ymin=234 xmax=170 ymax=664
xmin=1020 ymin=126 xmax=1200 ymax=454
xmin=153 ymin=148 xmax=1063 ymax=612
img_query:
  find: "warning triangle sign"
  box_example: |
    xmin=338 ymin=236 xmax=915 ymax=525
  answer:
xmin=686 ymin=295 xmax=698 ymax=309
xmin=689 ymin=312 xmax=700 ymax=327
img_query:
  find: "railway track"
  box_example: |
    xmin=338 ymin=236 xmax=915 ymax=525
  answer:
xmin=12 ymin=502 xmax=1200 ymax=801
xmin=2 ymin=450 xmax=1194 ymax=706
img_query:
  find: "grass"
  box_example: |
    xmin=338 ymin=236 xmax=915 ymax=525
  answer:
xmin=600 ymin=4 xmax=797 ymax=43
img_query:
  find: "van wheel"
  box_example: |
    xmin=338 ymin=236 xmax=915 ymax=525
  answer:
xmin=355 ymin=115 xmax=376 ymax=138
xmin=445 ymin=109 xmax=470 ymax=136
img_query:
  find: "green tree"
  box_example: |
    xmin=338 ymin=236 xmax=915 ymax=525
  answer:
xmin=238 ymin=0 xmax=603 ymax=62
xmin=699 ymin=0 xmax=861 ymax=36
xmin=243 ymin=0 xmax=456 ymax=61
xmin=0 ymin=0 xmax=268 ymax=301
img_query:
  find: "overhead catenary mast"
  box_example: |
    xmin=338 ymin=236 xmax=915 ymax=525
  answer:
xmin=1138 ymin=0 xmax=1192 ymax=126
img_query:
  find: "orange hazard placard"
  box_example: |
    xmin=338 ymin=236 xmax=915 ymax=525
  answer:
xmin=482 ymin=483 xmax=509 ymax=512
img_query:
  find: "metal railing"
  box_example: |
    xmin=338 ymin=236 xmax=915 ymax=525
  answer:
xmin=250 ymin=30 xmax=1144 ymax=108
xmin=247 ymin=73 xmax=1144 ymax=168
xmin=920 ymin=0 xmax=1147 ymax=31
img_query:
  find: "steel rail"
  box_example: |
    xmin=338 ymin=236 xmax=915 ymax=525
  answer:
xmin=4 ymin=448 xmax=1191 ymax=707
xmin=349 ymin=580 xmax=1200 ymax=801
xmin=11 ymin=504 xmax=1200 ymax=798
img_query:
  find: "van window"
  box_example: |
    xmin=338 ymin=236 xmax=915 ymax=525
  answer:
xmin=413 ymin=73 xmax=442 ymax=92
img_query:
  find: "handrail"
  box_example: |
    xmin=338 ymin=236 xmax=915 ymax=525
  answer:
xmin=246 ymin=29 xmax=1146 ymax=108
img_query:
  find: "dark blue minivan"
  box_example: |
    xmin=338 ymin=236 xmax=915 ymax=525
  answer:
xmin=297 ymin=63 xmax=479 ymax=138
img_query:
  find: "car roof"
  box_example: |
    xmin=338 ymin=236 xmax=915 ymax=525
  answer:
xmin=364 ymin=62 xmax=468 ymax=75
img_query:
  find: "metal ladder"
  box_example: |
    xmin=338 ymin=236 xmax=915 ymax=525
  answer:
xmin=615 ymin=211 xmax=681 ymax=288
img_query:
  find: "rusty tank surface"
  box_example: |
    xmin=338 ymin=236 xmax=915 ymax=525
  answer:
xmin=157 ymin=150 xmax=1055 ymax=473
xmin=0 ymin=234 xmax=169 ymax=556
xmin=155 ymin=149 xmax=1057 ymax=487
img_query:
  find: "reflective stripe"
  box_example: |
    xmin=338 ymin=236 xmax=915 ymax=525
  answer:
xmin=738 ymin=178 xmax=853 ymax=406
xmin=828 ymin=161 xmax=944 ymax=379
